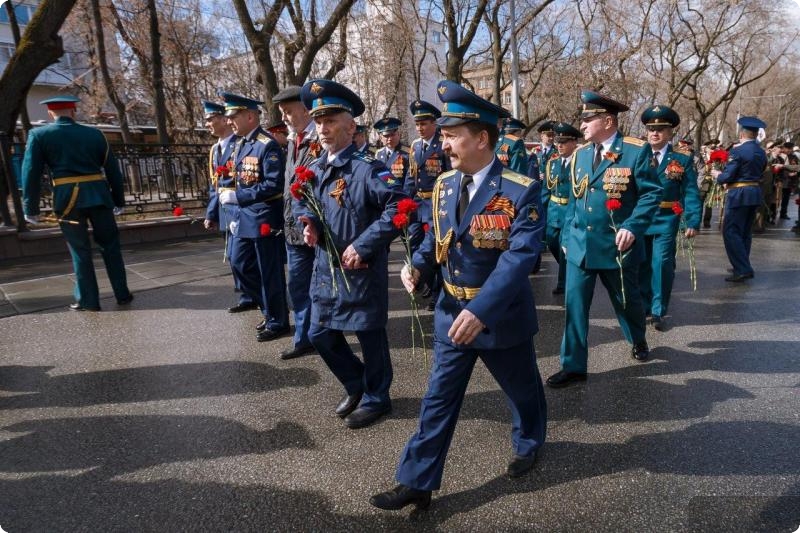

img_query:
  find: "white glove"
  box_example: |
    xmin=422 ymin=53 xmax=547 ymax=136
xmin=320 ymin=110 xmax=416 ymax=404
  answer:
xmin=24 ymin=215 xmax=40 ymax=225
xmin=113 ymin=207 xmax=125 ymax=216
xmin=219 ymin=190 xmax=239 ymax=205
xmin=228 ymin=220 xmax=238 ymax=235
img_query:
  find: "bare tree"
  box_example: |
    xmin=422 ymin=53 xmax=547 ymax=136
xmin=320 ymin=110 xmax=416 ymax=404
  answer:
xmin=442 ymin=0 xmax=490 ymax=82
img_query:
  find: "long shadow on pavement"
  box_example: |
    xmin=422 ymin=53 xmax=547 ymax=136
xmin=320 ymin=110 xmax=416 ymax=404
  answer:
xmin=0 ymin=361 xmax=319 ymax=410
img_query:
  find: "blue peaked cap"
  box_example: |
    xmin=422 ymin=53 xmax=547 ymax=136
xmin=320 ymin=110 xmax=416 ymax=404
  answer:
xmin=641 ymin=105 xmax=681 ymax=128
xmin=201 ymin=99 xmax=225 ymax=118
xmin=436 ymin=80 xmax=510 ymax=127
xmin=220 ymin=92 xmax=263 ymax=117
xmin=504 ymin=118 xmax=527 ymax=133
xmin=301 ymin=79 xmax=365 ymax=118
xmin=580 ymin=90 xmax=629 ymax=118
xmin=738 ymin=116 xmax=766 ymax=131
xmin=374 ymin=117 xmax=402 ymax=133
xmin=409 ymin=99 xmax=441 ymax=120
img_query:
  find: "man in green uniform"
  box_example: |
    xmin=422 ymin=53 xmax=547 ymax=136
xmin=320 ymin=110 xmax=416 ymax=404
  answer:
xmin=541 ymin=122 xmax=581 ymax=295
xmin=495 ymin=118 xmax=529 ymax=174
xmin=21 ymin=95 xmax=133 ymax=312
xmin=547 ymin=91 xmax=662 ymax=388
xmin=638 ymin=105 xmax=701 ymax=331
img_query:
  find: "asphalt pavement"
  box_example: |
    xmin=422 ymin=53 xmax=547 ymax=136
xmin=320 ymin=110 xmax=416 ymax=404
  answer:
xmin=0 ymin=222 xmax=798 ymax=532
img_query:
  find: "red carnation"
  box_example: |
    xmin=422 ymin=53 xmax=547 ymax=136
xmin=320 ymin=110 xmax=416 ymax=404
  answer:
xmin=392 ymin=213 xmax=410 ymax=229
xmin=260 ymin=223 xmax=271 ymax=236
xmin=708 ymin=149 xmax=729 ymax=163
xmin=216 ymin=165 xmax=228 ymax=176
xmin=294 ymin=165 xmax=315 ymax=184
xmin=173 ymin=206 xmax=184 ymax=216
xmin=605 ymin=198 xmax=622 ymax=211
xmin=290 ymin=181 xmax=304 ymax=200
xmin=671 ymin=202 xmax=684 ymax=215
xmin=422 ymin=223 xmax=430 ymax=233
xmin=397 ymin=198 xmax=419 ymax=215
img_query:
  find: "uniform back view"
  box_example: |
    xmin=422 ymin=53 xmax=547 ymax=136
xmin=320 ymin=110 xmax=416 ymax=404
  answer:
xmin=21 ymin=95 xmax=132 ymax=311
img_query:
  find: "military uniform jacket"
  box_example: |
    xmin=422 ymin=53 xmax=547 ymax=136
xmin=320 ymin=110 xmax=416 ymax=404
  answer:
xmin=542 ymin=153 xmax=572 ymax=229
xmin=229 ymin=126 xmax=285 ymax=238
xmin=412 ymin=159 xmax=545 ymax=350
xmin=21 ymin=117 xmax=125 ymax=216
xmin=376 ymin=144 xmax=410 ymax=190
xmin=205 ymin=135 xmax=239 ymax=231
xmin=284 ymin=127 xmax=323 ymax=245
xmin=716 ymin=140 xmax=767 ymax=208
xmin=561 ymin=133 xmax=662 ymax=270
xmin=646 ymin=144 xmax=702 ymax=235
xmin=295 ymin=145 xmax=407 ymax=331
xmin=407 ymin=135 xmax=450 ymax=197
xmin=495 ymin=134 xmax=528 ymax=175
xmin=538 ymin=144 xmax=556 ymax=176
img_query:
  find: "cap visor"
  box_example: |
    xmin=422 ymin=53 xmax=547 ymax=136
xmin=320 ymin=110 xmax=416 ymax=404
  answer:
xmin=436 ymin=116 xmax=472 ymax=127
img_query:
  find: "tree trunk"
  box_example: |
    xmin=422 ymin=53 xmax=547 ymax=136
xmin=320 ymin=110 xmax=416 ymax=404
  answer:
xmin=147 ymin=0 xmax=170 ymax=145
xmin=3 ymin=1 xmax=32 ymax=141
xmin=90 ymin=0 xmax=133 ymax=144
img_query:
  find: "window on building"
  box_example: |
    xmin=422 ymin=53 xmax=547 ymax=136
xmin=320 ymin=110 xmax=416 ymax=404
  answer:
xmin=0 ymin=43 xmax=15 ymax=67
xmin=503 ymin=92 xmax=511 ymax=105
xmin=0 ymin=4 xmax=34 ymax=25
xmin=431 ymin=31 xmax=441 ymax=44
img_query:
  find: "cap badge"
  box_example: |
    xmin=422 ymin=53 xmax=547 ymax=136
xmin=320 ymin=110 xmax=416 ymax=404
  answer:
xmin=310 ymin=82 xmax=323 ymax=94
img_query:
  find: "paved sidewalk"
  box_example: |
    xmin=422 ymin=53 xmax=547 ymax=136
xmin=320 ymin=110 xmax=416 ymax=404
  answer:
xmin=1 ymin=223 xmax=798 ymax=531
xmin=0 ymin=236 xmax=231 ymax=317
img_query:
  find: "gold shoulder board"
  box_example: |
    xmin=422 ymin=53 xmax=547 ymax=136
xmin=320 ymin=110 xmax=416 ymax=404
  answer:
xmin=257 ymin=133 xmax=272 ymax=144
xmin=502 ymin=168 xmax=533 ymax=187
xmin=505 ymin=134 xmax=520 ymax=141
xmin=436 ymin=169 xmax=457 ymax=184
xmin=623 ymin=136 xmax=646 ymax=147
xmin=673 ymin=146 xmax=692 ymax=155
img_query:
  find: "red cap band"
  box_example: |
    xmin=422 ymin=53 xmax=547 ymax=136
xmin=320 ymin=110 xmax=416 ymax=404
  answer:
xmin=45 ymin=102 xmax=77 ymax=110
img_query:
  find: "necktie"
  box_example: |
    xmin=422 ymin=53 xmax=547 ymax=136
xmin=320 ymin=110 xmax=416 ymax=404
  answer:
xmin=423 ymin=141 xmax=429 ymax=152
xmin=592 ymin=144 xmax=603 ymax=171
xmin=216 ymin=143 xmax=223 ymax=166
xmin=457 ymin=174 xmax=473 ymax=224
xmin=295 ymin=131 xmax=305 ymax=159
xmin=652 ymin=153 xmax=660 ymax=168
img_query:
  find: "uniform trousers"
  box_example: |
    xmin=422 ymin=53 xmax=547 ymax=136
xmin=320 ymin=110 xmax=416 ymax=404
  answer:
xmin=308 ymin=324 xmax=392 ymax=412
xmin=722 ymin=205 xmax=757 ymax=276
xmin=560 ymin=259 xmax=647 ymax=374
xmin=229 ymin=235 xmax=288 ymax=330
xmin=396 ymin=337 xmax=547 ymax=491
xmin=639 ymin=232 xmax=677 ymax=318
xmin=60 ymin=206 xmax=130 ymax=309
xmin=545 ymin=226 xmax=566 ymax=290
xmin=225 ymin=232 xmax=254 ymax=306
xmin=285 ymin=243 xmax=314 ymax=348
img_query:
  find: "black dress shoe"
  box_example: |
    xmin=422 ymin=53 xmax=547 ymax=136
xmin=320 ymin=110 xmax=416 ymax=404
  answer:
xmin=651 ymin=316 xmax=666 ymax=331
xmin=228 ymin=302 xmax=258 ymax=313
xmin=551 ymin=287 xmax=564 ymax=295
xmin=546 ymin=370 xmax=587 ymax=388
xmin=507 ymin=453 xmax=537 ymax=478
xmin=344 ymin=406 xmax=390 ymax=429
xmin=335 ymin=392 xmax=363 ymax=417
xmin=725 ymin=273 xmax=753 ymax=282
xmin=370 ymin=484 xmax=431 ymax=510
xmin=279 ymin=344 xmax=315 ymax=360
xmin=631 ymin=341 xmax=650 ymax=361
xmin=117 ymin=293 xmax=134 ymax=305
xmin=69 ymin=303 xmax=101 ymax=312
xmin=255 ymin=319 xmax=267 ymax=332
xmin=256 ymin=327 xmax=290 ymax=342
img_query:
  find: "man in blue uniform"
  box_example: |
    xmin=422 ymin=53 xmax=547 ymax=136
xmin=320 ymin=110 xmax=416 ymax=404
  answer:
xmin=546 ymin=91 xmax=662 ymax=388
xmin=535 ymin=120 xmax=557 ymax=176
xmin=638 ymin=106 xmax=701 ymax=330
xmin=374 ymin=117 xmax=410 ymax=189
xmin=353 ymin=125 xmax=374 ymax=155
xmin=273 ymin=85 xmax=321 ymax=359
xmin=495 ymin=117 xmax=529 ymax=174
xmin=201 ymin=100 xmax=255 ymax=313
xmin=370 ymin=80 xmax=547 ymax=511
xmin=219 ymin=92 xmax=289 ymax=341
xmin=296 ymin=80 xmax=407 ymax=429
xmin=542 ymin=122 xmax=581 ymax=295
xmin=711 ymin=116 xmax=768 ymax=282
xmin=407 ymin=99 xmax=451 ymax=310
xmin=21 ymin=95 xmax=133 ymax=312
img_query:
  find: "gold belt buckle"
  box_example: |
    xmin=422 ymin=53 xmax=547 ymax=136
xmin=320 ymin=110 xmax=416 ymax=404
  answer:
xmin=454 ymin=285 xmax=466 ymax=299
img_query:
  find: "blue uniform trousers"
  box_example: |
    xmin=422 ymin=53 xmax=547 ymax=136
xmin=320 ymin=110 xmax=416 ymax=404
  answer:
xmin=286 ymin=243 xmax=314 ymax=349
xmin=545 ymin=226 xmax=566 ymax=290
xmin=395 ymin=337 xmax=547 ymax=491
xmin=560 ymin=260 xmax=647 ymax=373
xmin=60 ymin=206 xmax=130 ymax=309
xmin=229 ymin=235 xmax=288 ymax=330
xmin=225 ymin=232 xmax=254 ymax=306
xmin=639 ymin=233 xmax=677 ymax=318
xmin=308 ymin=324 xmax=392 ymax=411
xmin=722 ymin=205 xmax=757 ymax=276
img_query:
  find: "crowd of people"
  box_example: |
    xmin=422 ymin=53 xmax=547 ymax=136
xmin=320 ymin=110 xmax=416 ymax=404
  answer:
xmin=18 ymin=78 xmax=792 ymax=511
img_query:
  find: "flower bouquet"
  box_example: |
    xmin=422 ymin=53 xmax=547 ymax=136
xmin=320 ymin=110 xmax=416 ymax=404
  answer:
xmin=290 ymin=165 xmax=350 ymax=295
xmin=606 ymin=198 xmax=630 ymax=307
xmin=672 ymin=202 xmax=697 ymax=291
xmin=705 ymin=149 xmax=729 ymax=208
xmin=393 ymin=198 xmax=428 ymax=362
